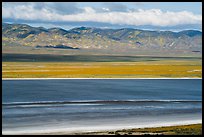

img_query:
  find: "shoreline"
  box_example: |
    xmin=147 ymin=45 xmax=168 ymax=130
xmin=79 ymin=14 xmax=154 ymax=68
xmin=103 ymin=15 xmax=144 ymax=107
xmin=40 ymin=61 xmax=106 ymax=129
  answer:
xmin=78 ymin=123 xmax=202 ymax=135
xmin=3 ymin=120 xmax=202 ymax=135
xmin=42 ymin=122 xmax=203 ymax=135
xmin=47 ymin=120 xmax=202 ymax=135
xmin=2 ymin=77 xmax=202 ymax=80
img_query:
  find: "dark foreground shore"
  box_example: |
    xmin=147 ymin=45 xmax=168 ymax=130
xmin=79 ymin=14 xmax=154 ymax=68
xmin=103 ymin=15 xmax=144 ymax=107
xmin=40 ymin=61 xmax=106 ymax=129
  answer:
xmin=66 ymin=124 xmax=202 ymax=135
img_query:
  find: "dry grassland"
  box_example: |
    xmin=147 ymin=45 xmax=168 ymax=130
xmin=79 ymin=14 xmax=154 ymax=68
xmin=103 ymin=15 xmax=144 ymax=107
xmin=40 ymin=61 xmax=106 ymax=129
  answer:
xmin=2 ymin=59 xmax=202 ymax=78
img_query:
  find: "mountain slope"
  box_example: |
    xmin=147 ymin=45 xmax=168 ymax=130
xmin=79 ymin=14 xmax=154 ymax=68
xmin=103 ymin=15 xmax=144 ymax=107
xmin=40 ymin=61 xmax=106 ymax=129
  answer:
xmin=2 ymin=23 xmax=202 ymax=53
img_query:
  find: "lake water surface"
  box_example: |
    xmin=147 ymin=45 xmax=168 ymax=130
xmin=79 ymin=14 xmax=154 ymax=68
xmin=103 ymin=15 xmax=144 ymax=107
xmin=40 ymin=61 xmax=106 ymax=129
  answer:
xmin=2 ymin=79 xmax=202 ymax=134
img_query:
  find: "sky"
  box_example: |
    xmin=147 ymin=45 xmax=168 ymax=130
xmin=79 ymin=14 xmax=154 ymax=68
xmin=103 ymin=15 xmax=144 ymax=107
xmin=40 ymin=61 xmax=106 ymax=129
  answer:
xmin=2 ymin=2 xmax=202 ymax=31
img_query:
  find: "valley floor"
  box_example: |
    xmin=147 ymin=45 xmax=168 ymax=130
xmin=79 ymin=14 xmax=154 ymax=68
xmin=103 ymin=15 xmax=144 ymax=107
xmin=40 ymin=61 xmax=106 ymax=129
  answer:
xmin=2 ymin=59 xmax=202 ymax=78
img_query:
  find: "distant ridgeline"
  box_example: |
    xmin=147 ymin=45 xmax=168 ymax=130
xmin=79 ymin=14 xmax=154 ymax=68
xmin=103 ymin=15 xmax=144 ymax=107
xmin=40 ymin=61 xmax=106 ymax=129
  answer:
xmin=2 ymin=22 xmax=202 ymax=53
xmin=36 ymin=45 xmax=79 ymax=50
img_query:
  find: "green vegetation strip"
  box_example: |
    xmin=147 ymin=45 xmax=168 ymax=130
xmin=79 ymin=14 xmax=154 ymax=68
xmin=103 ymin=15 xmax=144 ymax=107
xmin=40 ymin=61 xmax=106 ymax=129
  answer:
xmin=78 ymin=124 xmax=202 ymax=135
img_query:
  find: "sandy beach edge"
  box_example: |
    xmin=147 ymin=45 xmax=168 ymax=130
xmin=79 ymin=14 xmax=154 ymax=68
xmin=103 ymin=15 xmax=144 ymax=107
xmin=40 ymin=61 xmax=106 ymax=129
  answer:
xmin=43 ymin=122 xmax=203 ymax=135
xmin=3 ymin=120 xmax=202 ymax=135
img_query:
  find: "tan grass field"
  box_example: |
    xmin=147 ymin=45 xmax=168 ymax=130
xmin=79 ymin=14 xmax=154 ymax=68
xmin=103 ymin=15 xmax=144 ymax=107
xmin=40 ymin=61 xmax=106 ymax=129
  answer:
xmin=2 ymin=59 xmax=202 ymax=78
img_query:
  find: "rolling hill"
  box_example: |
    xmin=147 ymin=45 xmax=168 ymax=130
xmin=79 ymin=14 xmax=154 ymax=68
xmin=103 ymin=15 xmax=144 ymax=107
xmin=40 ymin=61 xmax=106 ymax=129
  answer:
xmin=2 ymin=23 xmax=202 ymax=56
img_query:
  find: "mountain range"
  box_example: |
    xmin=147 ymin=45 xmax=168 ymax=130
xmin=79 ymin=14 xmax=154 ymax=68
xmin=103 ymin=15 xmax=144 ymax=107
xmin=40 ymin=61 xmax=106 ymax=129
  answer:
xmin=2 ymin=23 xmax=202 ymax=54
